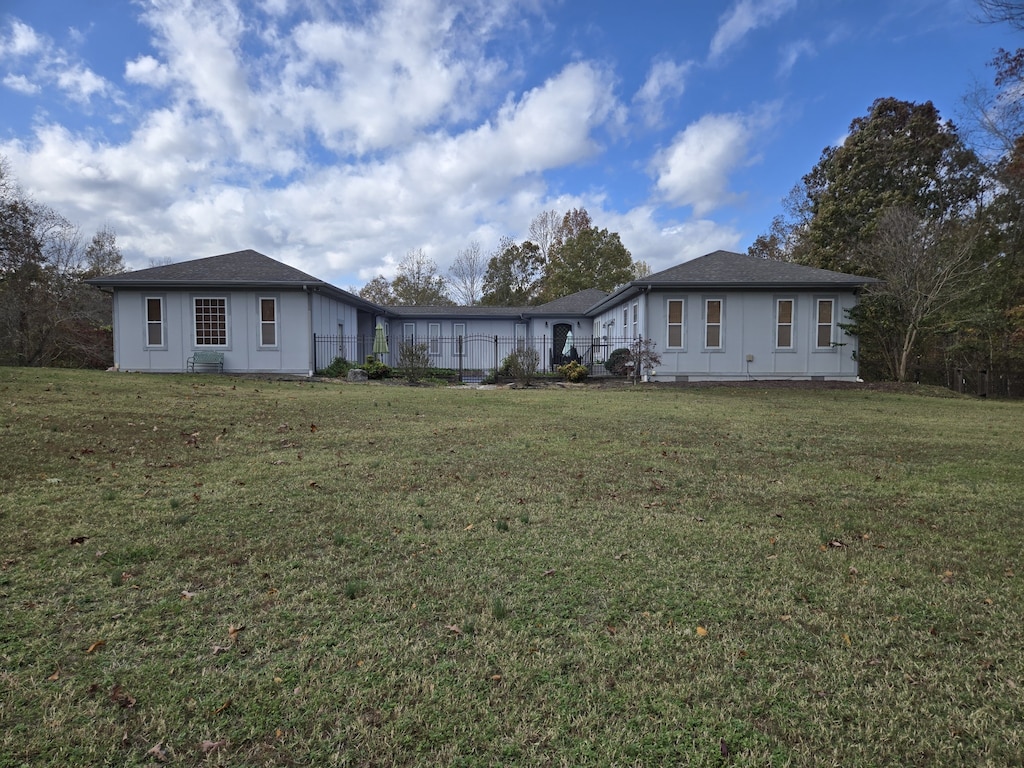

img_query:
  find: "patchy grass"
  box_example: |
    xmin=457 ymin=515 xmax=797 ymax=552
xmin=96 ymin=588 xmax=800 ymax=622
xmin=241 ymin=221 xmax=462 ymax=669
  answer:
xmin=1 ymin=368 xmax=1023 ymax=766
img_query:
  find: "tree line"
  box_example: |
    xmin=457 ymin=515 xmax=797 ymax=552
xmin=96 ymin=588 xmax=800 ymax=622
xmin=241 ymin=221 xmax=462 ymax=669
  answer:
xmin=747 ymin=2 xmax=1024 ymax=382
xmin=356 ymin=207 xmax=648 ymax=307
xmin=0 ymin=157 xmax=124 ymax=368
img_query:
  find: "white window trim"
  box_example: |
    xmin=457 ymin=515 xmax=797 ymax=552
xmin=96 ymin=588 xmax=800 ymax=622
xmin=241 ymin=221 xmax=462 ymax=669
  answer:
xmin=144 ymin=295 xmax=165 ymax=349
xmin=704 ymin=297 xmax=723 ymax=351
xmin=428 ymin=322 xmax=441 ymax=355
xmin=403 ymin=322 xmax=416 ymax=342
xmin=666 ymin=298 xmax=685 ymax=349
xmin=193 ymin=296 xmax=229 ymax=348
xmin=453 ymin=323 xmax=466 ymax=356
xmin=258 ymin=296 xmax=278 ymax=348
xmin=775 ymin=297 xmax=795 ymax=351
xmin=815 ymin=298 xmax=836 ymax=350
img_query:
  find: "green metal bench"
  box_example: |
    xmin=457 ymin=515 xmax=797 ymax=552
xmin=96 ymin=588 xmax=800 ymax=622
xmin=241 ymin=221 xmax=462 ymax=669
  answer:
xmin=187 ymin=350 xmax=224 ymax=372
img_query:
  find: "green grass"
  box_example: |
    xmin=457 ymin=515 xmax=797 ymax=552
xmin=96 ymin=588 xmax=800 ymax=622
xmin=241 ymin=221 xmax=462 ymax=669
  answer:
xmin=1 ymin=368 xmax=1022 ymax=766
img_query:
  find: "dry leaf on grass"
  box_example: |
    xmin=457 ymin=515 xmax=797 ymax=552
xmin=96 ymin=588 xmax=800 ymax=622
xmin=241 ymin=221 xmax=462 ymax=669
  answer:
xmin=228 ymin=624 xmax=245 ymax=643
xmin=146 ymin=742 xmax=168 ymax=762
xmin=85 ymin=640 xmax=105 ymax=654
xmin=200 ymin=739 xmax=226 ymax=754
xmin=696 ymin=626 xmax=709 ymax=637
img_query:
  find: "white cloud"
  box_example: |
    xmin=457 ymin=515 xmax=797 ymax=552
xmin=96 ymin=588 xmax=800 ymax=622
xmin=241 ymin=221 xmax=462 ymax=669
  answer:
xmin=709 ymin=0 xmax=798 ymax=62
xmin=0 ymin=19 xmax=43 ymax=57
xmin=56 ymin=65 xmax=111 ymax=103
xmin=634 ymin=59 xmax=690 ymax=128
xmin=652 ymin=110 xmax=775 ymax=216
xmin=124 ymin=55 xmax=171 ymax=87
xmin=777 ymin=39 xmax=815 ymax=77
xmin=3 ymin=74 xmax=40 ymax=95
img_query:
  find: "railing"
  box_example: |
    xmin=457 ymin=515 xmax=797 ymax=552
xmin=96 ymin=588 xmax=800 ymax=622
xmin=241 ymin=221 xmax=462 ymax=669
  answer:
xmin=313 ymin=334 xmax=635 ymax=379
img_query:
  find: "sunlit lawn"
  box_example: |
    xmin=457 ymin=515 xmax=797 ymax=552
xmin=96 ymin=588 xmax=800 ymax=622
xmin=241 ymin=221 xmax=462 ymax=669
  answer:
xmin=1 ymin=368 xmax=1022 ymax=766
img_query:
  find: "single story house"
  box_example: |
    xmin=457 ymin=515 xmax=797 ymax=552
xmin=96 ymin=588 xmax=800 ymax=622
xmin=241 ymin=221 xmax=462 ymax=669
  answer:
xmin=88 ymin=248 xmax=876 ymax=381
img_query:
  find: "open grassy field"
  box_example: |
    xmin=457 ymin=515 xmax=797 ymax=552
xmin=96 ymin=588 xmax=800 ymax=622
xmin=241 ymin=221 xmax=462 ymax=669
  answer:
xmin=1 ymin=368 xmax=1022 ymax=767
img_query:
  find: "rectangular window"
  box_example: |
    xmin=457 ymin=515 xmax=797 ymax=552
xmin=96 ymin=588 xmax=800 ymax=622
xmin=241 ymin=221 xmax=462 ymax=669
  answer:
xmin=428 ymin=322 xmax=441 ymax=355
xmin=259 ymin=297 xmax=277 ymax=347
xmin=667 ymin=299 xmax=684 ymax=348
xmin=705 ymin=299 xmax=722 ymax=349
xmin=816 ymin=299 xmax=834 ymax=348
xmin=453 ymin=323 xmax=466 ymax=356
xmin=145 ymin=297 xmax=163 ymax=347
xmin=515 ymin=323 xmax=527 ymax=350
xmin=632 ymin=302 xmax=639 ymax=339
xmin=623 ymin=307 xmax=628 ymax=338
xmin=776 ymin=299 xmax=794 ymax=349
xmin=194 ymin=297 xmax=227 ymax=346
xmin=403 ymin=322 xmax=416 ymax=342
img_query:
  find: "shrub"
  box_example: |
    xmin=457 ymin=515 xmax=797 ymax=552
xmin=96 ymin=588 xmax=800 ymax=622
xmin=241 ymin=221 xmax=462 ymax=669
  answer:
xmin=558 ymin=360 xmax=589 ymax=383
xmin=498 ymin=347 xmax=540 ymax=386
xmin=398 ymin=341 xmax=431 ymax=383
xmin=362 ymin=355 xmax=392 ymax=380
xmin=319 ymin=356 xmax=352 ymax=378
xmin=605 ymin=347 xmax=632 ymax=376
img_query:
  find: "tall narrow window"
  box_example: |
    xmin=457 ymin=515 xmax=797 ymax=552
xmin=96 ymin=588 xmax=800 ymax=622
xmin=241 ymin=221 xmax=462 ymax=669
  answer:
xmin=403 ymin=322 xmax=416 ymax=342
xmin=428 ymin=323 xmax=441 ymax=355
xmin=705 ymin=299 xmax=722 ymax=349
xmin=667 ymin=299 xmax=684 ymax=348
xmin=632 ymin=302 xmax=639 ymax=339
xmin=194 ymin=297 xmax=227 ymax=346
xmin=776 ymin=299 xmax=794 ymax=349
xmin=145 ymin=297 xmax=163 ymax=347
xmin=515 ymin=323 xmax=528 ymax=350
xmin=816 ymin=299 xmax=834 ymax=348
xmin=259 ymin=297 xmax=277 ymax=347
xmin=622 ymin=307 xmax=628 ymax=339
xmin=453 ymin=323 xmax=466 ymax=357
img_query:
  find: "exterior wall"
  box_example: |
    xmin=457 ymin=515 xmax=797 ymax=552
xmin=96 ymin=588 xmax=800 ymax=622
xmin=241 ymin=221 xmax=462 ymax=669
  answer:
xmin=112 ymin=288 xmax=315 ymax=374
xmin=642 ymin=289 xmax=861 ymax=381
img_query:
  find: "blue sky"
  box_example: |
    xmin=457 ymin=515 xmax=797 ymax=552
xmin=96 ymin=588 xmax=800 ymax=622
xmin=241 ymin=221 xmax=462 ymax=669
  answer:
xmin=0 ymin=0 xmax=1014 ymax=289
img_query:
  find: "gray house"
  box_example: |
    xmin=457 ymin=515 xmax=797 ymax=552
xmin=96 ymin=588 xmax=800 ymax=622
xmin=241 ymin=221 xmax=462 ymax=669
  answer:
xmin=87 ymin=250 xmax=381 ymax=376
xmin=89 ymin=248 xmax=875 ymax=381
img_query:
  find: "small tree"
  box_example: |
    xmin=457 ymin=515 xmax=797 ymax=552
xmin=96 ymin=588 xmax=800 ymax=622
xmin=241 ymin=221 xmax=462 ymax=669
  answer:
xmin=499 ymin=347 xmax=540 ymax=386
xmin=397 ymin=340 xmax=431 ymax=383
xmin=628 ymin=337 xmax=662 ymax=383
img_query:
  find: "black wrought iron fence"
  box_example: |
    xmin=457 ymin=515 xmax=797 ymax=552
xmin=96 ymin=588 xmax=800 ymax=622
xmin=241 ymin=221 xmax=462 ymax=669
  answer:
xmin=313 ymin=334 xmax=637 ymax=379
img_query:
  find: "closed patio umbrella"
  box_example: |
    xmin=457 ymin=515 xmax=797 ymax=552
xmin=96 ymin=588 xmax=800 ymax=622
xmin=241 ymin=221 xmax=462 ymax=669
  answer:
xmin=372 ymin=323 xmax=389 ymax=356
xmin=561 ymin=329 xmax=574 ymax=357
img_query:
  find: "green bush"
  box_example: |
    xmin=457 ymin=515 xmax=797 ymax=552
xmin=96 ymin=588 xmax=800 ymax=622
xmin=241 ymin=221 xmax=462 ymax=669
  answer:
xmin=498 ymin=348 xmax=541 ymax=386
xmin=605 ymin=347 xmax=631 ymax=376
xmin=363 ymin=355 xmax=392 ymax=380
xmin=319 ymin=357 xmax=352 ymax=378
xmin=558 ymin=360 xmax=589 ymax=383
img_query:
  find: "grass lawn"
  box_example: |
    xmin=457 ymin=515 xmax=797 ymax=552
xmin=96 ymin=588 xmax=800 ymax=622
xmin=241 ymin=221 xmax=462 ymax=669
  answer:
xmin=1 ymin=368 xmax=1023 ymax=767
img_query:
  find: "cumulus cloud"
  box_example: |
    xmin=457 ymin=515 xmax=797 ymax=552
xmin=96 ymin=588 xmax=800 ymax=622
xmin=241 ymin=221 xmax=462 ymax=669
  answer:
xmin=3 ymin=74 xmax=40 ymax=95
xmin=634 ymin=59 xmax=690 ymax=128
xmin=651 ymin=108 xmax=777 ymax=216
xmin=709 ymin=0 xmax=798 ymax=62
xmin=0 ymin=19 xmax=43 ymax=57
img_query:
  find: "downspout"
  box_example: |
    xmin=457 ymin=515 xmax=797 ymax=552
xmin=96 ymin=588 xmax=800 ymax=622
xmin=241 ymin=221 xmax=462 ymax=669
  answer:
xmin=305 ymin=285 xmax=314 ymax=377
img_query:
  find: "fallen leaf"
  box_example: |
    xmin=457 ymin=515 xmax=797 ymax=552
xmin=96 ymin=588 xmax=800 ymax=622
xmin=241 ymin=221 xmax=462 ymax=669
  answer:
xmin=445 ymin=624 xmax=463 ymax=635
xmin=310 ymin=423 xmax=318 ymax=432
xmin=464 ymin=524 xmax=474 ymax=531
xmin=110 ymin=684 xmax=136 ymax=708
xmin=779 ymin=614 xmax=792 ymax=622
xmin=213 ymin=698 xmax=232 ymax=714
xmin=842 ymin=633 xmax=852 ymax=647
xmin=228 ymin=624 xmax=245 ymax=643
xmin=85 ymin=640 xmax=105 ymax=654
xmin=200 ymin=739 xmax=226 ymax=754
xmin=47 ymin=669 xmax=60 ymax=681
xmin=180 ymin=590 xmax=197 ymax=600
xmin=146 ymin=742 xmax=168 ymax=762
xmin=828 ymin=539 xmax=847 ymax=549
xmin=489 ymin=674 xmax=503 ymax=682
xmin=211 ymin=644 xmax=230 ymax=655
xmin=542 ymin=568 xmax=556 ymax=577
xmin=696 ymin=626 xmax=709 ymax=637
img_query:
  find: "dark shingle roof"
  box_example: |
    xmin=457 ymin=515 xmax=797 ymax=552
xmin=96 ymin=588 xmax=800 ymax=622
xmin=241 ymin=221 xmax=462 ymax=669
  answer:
xmin=86 ymin=249 xmax=387 ymax=314
xmin=644 ymin=250 xmax=875 ymax=287
xmin=530 ymin=288 xmax=609 ymax=315
xmin=86 ymin=249 xmax=324 ymax=287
